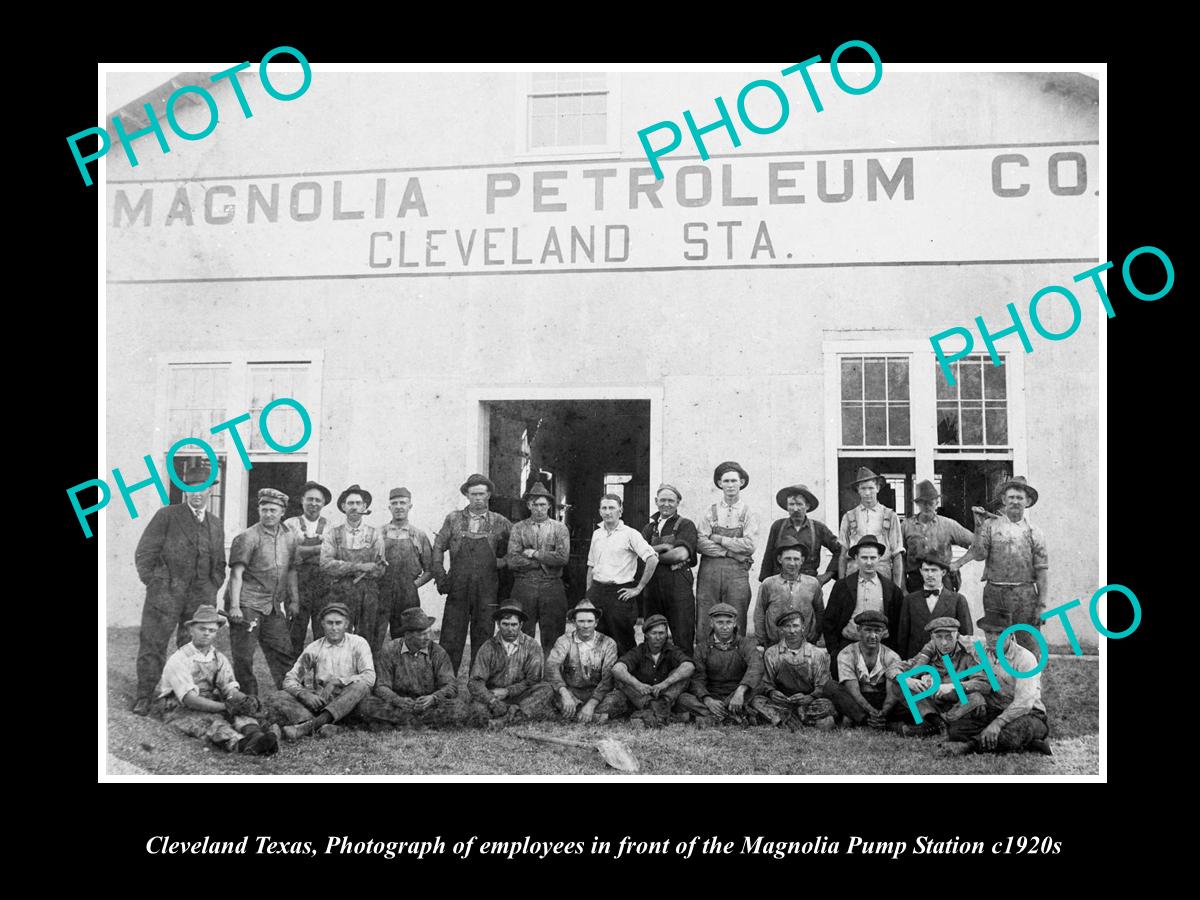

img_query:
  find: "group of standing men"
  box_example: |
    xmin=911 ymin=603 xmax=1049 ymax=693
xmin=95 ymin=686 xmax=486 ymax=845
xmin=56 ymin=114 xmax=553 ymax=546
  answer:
xmin=128 ymin=459 xmax=1052 ymax=760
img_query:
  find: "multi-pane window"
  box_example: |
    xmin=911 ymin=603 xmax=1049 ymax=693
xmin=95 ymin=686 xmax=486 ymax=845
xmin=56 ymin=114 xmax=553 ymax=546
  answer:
xmin=248 ymin=363 xmax=311 ymax=451
xmin=528 ymin=73 xmax=608 ymax=149
xmin=166 ymin=363 xmax=230 ymax=516
xmin=936 ymin=354 xmax=1009 ymax=448
xmin=840 ymin=355 xmax=911 ymax=447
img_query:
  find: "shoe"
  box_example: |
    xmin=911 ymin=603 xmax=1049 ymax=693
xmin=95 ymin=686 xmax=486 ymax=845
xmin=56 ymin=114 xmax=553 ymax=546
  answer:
xmin=317 ymin=724 xmax=339 ymax=739
xmin=282 ymin=721 xmax=315 ymax=742
xmin=813 ymin=716 xmax=836 ymax=732
xmin=1029 ymin=738 xmax=1053 ymax=756
xmin=668 ymin=712 xmax=692 ymax=725
xmin=132 ymin=698 xmax=151 ymax=717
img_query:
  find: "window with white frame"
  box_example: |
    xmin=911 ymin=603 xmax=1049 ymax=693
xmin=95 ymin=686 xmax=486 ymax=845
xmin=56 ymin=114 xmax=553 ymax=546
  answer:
xmin=518 ymin=73 xmax=621 ymax=157
xmin=159 ymin=354 xmax=322 ymax=533
xmin=826 ymin=341 xmax=1024 ymax=531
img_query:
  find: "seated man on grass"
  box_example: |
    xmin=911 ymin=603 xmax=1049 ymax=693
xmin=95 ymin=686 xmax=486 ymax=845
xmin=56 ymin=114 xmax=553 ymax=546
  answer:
xmin=269 ymin=602 xmax=375 ymax=741
xmin=894 ymin=616 xmax=989 ymax=738
xmin=541 ymin=600 xmax=621 ymax=724
xmin=676 ymin=602 xmax=764 ymax=726
xmin=940 ymin=609 xmax=1052 ymax=756
xmin=751 ymin=609 xmax=844 ymax=731
xmin=356 ymin=607 xmax=476 ymax=729
xmin=609 ymin=614 xmax=695 ymax=727
xmin=836 ymin=610 xmax=907 ymax=729
xmin=467 ymin=604 xmax=554 ymax=726
xmin=153 ymin=605 xmax=279 ymax=756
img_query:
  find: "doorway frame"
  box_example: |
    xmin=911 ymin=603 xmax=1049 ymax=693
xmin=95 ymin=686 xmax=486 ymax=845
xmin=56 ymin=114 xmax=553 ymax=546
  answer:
xmin=465 ymin=385 xmax=663 ymax=515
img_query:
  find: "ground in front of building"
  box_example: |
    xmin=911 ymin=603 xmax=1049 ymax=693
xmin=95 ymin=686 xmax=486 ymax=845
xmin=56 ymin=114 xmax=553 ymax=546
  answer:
xmin=104 ymin=628 xmax=1098 ymax=776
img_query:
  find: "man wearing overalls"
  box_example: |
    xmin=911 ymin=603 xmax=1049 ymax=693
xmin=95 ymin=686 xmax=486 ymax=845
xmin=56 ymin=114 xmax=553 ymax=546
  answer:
xmin=320 ymin=484 xmax=386 ymax=654
xmin=506 ymin=482 xmax=570 ymax=658
xmin=284 ymin=480 xmax=333 ymax=662
xmin=432 ymin=474 xmax=512 ymax=675
xmin=837 ymin=466 xmax=905 ymax=587
xmin=696 ymin=461 xmax=760 ymax=638
xmin=378 ymin=486 xmax=434 ymax=650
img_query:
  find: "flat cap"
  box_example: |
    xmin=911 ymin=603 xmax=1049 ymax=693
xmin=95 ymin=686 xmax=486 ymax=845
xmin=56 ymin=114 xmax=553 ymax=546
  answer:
xmin=925 ymin=616 xmax=961 ymax=633
xmin=709 ymin=602 xmax=739 ymax=620
xmin=854 ymin=609 xmax=889 ymax=629
xmin=319 ymin=602 xmax=352 ymax=621
xmin=642 ymin=614 xmax=670 ymax=634
xmin=257 ymin=487 xmax=289 ymax=508
xmin=775 ymin=608 xmax=805 ymax=627
xmin=389 ymin=487 xmax=412 ymax=500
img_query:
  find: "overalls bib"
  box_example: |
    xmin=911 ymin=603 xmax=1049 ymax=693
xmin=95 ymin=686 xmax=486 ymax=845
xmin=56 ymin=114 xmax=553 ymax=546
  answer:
xmin=327 ymin=533 xmax=381 ymax=651
xmin=382 ymin=525 xmax=424 ymax=634
xmin=441 ymin=524 xmax=501 ymax=674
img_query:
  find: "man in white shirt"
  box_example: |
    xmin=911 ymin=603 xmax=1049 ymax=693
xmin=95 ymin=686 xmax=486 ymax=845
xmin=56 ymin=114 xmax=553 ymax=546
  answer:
xmin=283 ymin=480 xmax=332 ymax=662
xmin=696 ymin=461 xmax=760 ymax=636
xmin=837 ymin=466 xmax=904 ymax=587
xmin=586 ymin=494 xmax=659 ymax=655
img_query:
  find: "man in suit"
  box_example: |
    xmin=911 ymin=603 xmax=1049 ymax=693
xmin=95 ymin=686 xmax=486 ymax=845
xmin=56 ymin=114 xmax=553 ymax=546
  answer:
xmin=132 ymin=465 xmax=227 ymax=716
xmin=896 ymin=550 xmax=973 ymax=658
xmin=823 ymin=534 xmax=904 ymax=676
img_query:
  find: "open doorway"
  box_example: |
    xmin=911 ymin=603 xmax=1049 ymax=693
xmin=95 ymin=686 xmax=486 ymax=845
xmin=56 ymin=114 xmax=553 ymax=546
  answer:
xmin=484 ymin=399 xmax=651 ymax=603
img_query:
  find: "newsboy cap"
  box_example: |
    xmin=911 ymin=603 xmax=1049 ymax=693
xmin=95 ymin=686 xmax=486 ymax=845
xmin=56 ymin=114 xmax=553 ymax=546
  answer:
xmin=775 ymin=608 xmax=805 ymax=628
xmin=642 ymin=614 xmax=670 ymax=634
xmin=925 ymin=616 xmax=961 ymax=633
xmin=389 ymin=487 xmax=412 ymax=500
xmin=853 ymin=609 xmax=889 ymax=629
xmin=708 ymin=602 xmax=739 ymax=620
xmin=257 ymin=488 xmax=289 ymax=508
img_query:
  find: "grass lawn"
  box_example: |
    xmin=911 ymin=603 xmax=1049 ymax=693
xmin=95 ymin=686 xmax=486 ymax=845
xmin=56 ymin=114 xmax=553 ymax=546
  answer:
xmin=105 ymin=627 xmax=1098 ymax=776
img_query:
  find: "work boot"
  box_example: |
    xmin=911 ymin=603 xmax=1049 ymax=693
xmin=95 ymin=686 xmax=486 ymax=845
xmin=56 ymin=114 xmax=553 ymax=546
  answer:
xmin=1029 ymin=738 xmax=1053 ymax=756
xmin=813 ymin=716 xmax=836 ymax=732
xmin=317 ymin=724 xmax=339 ymax=739
xmin=132 ymin=698 xmax=151 ymax=717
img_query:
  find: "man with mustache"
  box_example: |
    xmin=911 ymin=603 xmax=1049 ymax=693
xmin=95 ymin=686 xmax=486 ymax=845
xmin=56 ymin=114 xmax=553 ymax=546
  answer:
xmin=320 ymin=484 xmax=387 ymax=653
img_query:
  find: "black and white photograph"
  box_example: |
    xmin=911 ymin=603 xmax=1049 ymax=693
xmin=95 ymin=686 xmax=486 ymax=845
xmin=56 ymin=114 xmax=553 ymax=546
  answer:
xmin=96 ymin=61 xmax=1105 ymax=779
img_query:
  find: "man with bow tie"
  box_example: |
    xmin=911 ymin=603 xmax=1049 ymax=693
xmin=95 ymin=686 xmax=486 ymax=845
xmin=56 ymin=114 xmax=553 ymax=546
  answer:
xmin=131 ymin=464 xmax=227 ymax=717
xmin=896 ymin=550 xmax=973 ymax=659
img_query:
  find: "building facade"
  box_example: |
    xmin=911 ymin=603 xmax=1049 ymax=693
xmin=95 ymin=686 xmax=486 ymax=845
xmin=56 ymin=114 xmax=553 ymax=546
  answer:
xmin=104 ymin=68 xmax=1101 ymax=648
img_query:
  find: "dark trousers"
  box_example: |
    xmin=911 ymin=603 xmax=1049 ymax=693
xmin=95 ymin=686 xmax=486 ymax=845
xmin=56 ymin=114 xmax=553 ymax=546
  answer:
xmin=983 ymin=582 xmax=1043 ymax=661
xmin=329 ymin=577 xmax=382 ymax=656
xmin=838 ymin=685 xmax=908 ymax=726
xmin=589 ymin=580 xmax=638 ymax=656
xmin=511 ymin=576 xmax=568 ymax=659
xmin=946 ymin=705 xmax=1049 ymax=751
xmin=135 ymin=578 xmax=219 ymax=701
xmin=229 ymin=607 xmax=294 ymax=697
xmin=905 ymin=569 xmax=961 ymax=593
xmin=644 ymin=567 xmax=696 ymax=656
xmin=288 ymin=565 xmax=329 ymax=661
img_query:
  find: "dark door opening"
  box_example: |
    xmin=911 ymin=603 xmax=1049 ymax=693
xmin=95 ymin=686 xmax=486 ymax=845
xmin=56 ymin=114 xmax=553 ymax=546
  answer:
xmin=486 ymin=399 xmax=651 ymax=603
xmin=246 ymin=461 xmax=309 ymax=525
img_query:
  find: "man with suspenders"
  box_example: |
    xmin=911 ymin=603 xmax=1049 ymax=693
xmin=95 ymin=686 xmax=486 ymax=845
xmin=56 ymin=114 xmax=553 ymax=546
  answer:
xmin=695 ymin=461 xmax=760 ymax=637
xmin=284 ymin=481 xmax=332 ymax=662
xmin=838 ymin=466 xmax=905 ymax=587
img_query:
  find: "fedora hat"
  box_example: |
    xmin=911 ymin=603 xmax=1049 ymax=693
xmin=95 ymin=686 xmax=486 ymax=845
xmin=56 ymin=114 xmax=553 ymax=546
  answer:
xmin=916 ymin=548 xmax=951 ymax=570
xmin=493 ymin=603 xmax=527 ymax=623
xmin=300 ymin=480 xmax=332 ymax=505
xmin=184 ymin=605 xmax=227 ymax=628
xmin=567 ymin=599 xmax=602 ymax=621
xmin=913 ymin=479 xmax=939 ymax=503
xmin=460 ymin=473 xmax=496 ymax=496
xmin=776 ymin=483 xmax=819 ymax=512
xmin=398 ymin=607 xmax=436 ymax=632
xmin=523 ymin=481 xmax=555 ymax=504
xmin=337 ymin=484 xmax=372 ymax=512
xmin=847 ymin=534 xmax=886 ymax=557
xmin=977 ymin=608 xmax=1013 ymax=632
xmin=994 ymin=476 xmax=1038 ymax=508
xmin=181 ymin=465 xmax=215 ymax=486
xmin=713 ymin=461 xmax=749 ymax=489
xmin=850 ymin=466 xmax=883 ymax=487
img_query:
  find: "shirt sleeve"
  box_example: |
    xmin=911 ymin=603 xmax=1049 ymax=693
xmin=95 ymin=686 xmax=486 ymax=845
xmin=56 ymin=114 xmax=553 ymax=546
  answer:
xmin=838 ymin=513 xmax=852 ymax=553
xmin=695 ymin=508 xmax=724 ymax=558
xmin=739 ymin=640 xmax=764 ymax=689
xmin=886 ymin=512 xmax=905 ymax=556
xmin=759 ymin=649 xmax=778 ymax=693
xmin=1031 ymin=525 xmax=1049 ymax=572
xmin=753 ymin=582 xmax=768 ymax=644
xmin=545 ymin=637 xmax=568 ymax=690
xmin=283 ymin=648 xmax=314 ymax=695
xmin=811 ymin=649 xmax=830 ymax=691
xmin=882 ymin=648 xmax=904 ymax=679
xmin=228 ymin=529 xmax=256 ymax=569
xmin=586 ymin=532 xmax=600 ymax=568
xmin=837 ymin=645 xmax=858 ymax=683
xmin=819 ymin=522 xmax=842 ymax=576
xmin=617 ymin=646 xmax=643 ymax=672
xmin=350 ymin=639 xmax=376 ymax=688
xmin=590 ymin=640 xmax=618 ymax=704
xmin=213 ymin=651 xmax=240 ymax=698
xmin=539 ymin=523 xmax=571 ymax=567
xmin=320 ymin=529 xmax=358 ymax=577
xmin=467 ymin=644 xmax=494 ymax=702
xmin=995 ymin=650 xmax=1041 ymax=724
xmin=720 ymin=507 xmax=759 ymax=556
xmin=516 ymin=643 xmax=544 ymax=692
xmin=689 ymin=643 xmax=710 ymax=699
xmin=159 ymin=651 xmax=198 ymax=701
xmin=949 ymin=518 xmax=975 ymax=551
xmin=628 ymin=528 xmax=657 ymax=562
xmin=431 ymin=514 xmax=454 ymax=579
xmin=432 ymin=647 xmax=457 ymax=700
xmin=506 ymin=524 xmax=535 ymax=572
xmin=416 ymin=529 xmax=434 ymax=574
xmin=674 ymin=519 xmax=698 ymax=563
xmin=373 ymin=647 xmax=402 ymax=704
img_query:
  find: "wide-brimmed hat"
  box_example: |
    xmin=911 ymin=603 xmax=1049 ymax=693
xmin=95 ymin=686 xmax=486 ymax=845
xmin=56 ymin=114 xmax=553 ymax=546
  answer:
xmin=977 ymin=609 xmax=1013 ymax=632
xmin=567 ymin=600 xmax=602 ymax=621
xmin=713 ymin=461 xmax=749 ymax=489
xmin=399 ymin=607 xmax=436 ymax=632
xmin=850 ymin=466 xmax=883 ymax=488
xmin=319 ymin=602 xmax=351 ymax=621
xmin=642 ymin=614 xmax=670 ymax=634
xmin=300 ymin=481 xmax=332 ymax=505
xmin=524 ymin=482 xmax=555 ymax=504
xmin=994 ymin=476 xmax=1038 ymax=508
xmin=847 ymin=534 xmax=886 ymax=557
xmin=913 ymin=479 xmax=939 ymax=503
xmin=776 ymin=483 xmax=819 ymax=511
xmin=257 ymin=488 xmax=289 ymax=508
xmin=926 ymin=616 xmax=961 ymax=633
xmin=184 ymin=605 xmax=227 ymax=628
xmin=460 ymin=473 xmax=496 ymax=496
xmin=493 ymin=603 xmax=527 ymax=622
xmin=775 ymin=533 xmax=809 ymax=558
xmin=337 ymin=484 xmax=372 ymax=512
xmin=708 ymin=602 xmax=739 ymax=621
xmin=916 ymin=549 xmax=951 ymax=571
xmin=854 ymin=609 xmax=888 ymax=631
